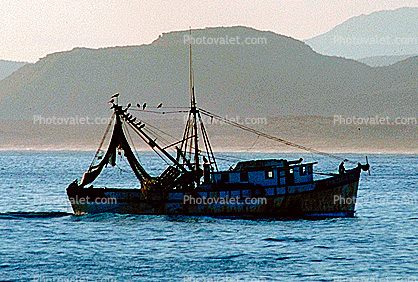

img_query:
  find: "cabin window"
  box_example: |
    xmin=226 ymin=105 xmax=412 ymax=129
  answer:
xmin=221 ymin=173 xmax=229 ymax=183
xmin=300 ymin=166 xmax=307 ymax=176
xmin=240 ymin=171 xmax=249 ymax=182
xmin=307 ymin=165 xmax=312 ymax=174
xmin=265 ymin=170 xmax=274 ymax=179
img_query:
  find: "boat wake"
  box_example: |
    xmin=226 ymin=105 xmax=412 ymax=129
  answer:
xmin=0 ymin=211 xmax=72 ymax=219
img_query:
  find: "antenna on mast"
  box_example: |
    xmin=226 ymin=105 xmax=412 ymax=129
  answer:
xmin=189 ymin=27 xmax=196 ymax=107
xmin=189 ymin=26 xmax=200 ymax=184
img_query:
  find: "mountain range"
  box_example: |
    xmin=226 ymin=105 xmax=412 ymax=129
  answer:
xmin=357 ymin=55 xmax=418 ymax=67
xmin=0 ymin=26 xmax=416 ymax=152
xmin=0 ymin=26 xmax=417 ymax=120
xmin=306 ymin=7 xmax=418 ymax=60
xmin=0 ymin=60 xmax=27 ymax=80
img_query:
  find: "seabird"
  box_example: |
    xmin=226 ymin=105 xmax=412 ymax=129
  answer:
xmin=142 ymin=103 xmax=147 ymax=110
xmin=157 ymin=103 xmax=163 ymax=109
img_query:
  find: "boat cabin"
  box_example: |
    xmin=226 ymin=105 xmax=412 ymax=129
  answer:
xmin=210 ymin=159 xmax=316 ymax=187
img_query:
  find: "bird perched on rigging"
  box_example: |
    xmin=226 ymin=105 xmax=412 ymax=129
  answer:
xmin=137 ymin=103 xmax=141 ymax=108
xmin=142 ymin=103 xmax=147 ymax=110
xmin=157 ymin=103 xmax=163 ymax=109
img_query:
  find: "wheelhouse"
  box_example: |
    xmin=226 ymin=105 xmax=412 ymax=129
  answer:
xmin=211 ymin=159 xmax=316 ymax=187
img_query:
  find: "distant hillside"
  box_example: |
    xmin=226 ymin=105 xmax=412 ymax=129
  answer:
xmin=357 ymin=55 xmax=418 ymax=67
xmin=0 ymin=26 xmax=417 ymax=154
xmin=0 ymin=60 xmax=27 ymax=80
xmin=381 ymin=56 xmax=418 ymax=93
xmin=2 ymin=26 xmax=414 ymax=122
xmin=306 ymin=7 xmax=418 ymax=59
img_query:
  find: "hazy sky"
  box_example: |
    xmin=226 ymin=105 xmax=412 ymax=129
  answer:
xmin=1 ymin=0 xmax=417 ymax=62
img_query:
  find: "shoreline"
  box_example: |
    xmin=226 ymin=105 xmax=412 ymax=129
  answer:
xmin=0 ymin=146 xmax=417 ymax=155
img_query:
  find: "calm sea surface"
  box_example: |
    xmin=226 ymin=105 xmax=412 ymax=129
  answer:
xmin=0 ymin=151 xmax=417 ymax=281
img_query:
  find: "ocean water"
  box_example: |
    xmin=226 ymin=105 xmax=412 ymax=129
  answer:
xmin=0 ymin=151 xmax=418 ymax=281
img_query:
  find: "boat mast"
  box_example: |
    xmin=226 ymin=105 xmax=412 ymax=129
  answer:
xmin=189 ymin=28 xmax=200 ymax=178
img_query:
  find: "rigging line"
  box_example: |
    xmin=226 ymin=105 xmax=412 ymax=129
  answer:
xmin=89 ymin=113 xmax=115 ymax=169
xmin=115 ymin=163 xmax=132 ymax=174
xmin=179 ymin=113 xmax=192 ymax=167
xmin=129 ymin=109 xmax=189 ymax=114
xmin=156 ymin=106 xmax=189 ymax=109
xmin=122 ymin=119 xmax=142 ymax=164
xmin=180 ymin=143 xmax=244 ymax=163
xmin=211 ymin=151 xmax=250 ymax=163
xmin=127 ymin=117 xmax=172 ymax=147
xmin=246 ymin=134 xmax=260 ymax=152
xmin=162 ymin=135 xmax=195 ymax=150
xmin=154 ymin=149 xmax=172 ymax=167
xmin=180 ymin=112 xmax=192 ymax=153
xmin=132 ymin=106 xmax=189 ymax=110
xmin=122 ymin=113 xmax=177 ymax=146
xmin=125 ymin=121 xmax=172 ymax=167
xmin=199 ymin=108 xmax=358 ymax=165
xmin=138 ymin=119 xmax=178 ymax=144
xmin=199 ymin=119 xmax=213 ymax=165
xmin=142 ymin=126 xmax=172 ymax=149
xmin=187 ymin=118 xmax=194 ymax=162
xmin=197 ymin=111 xmax=218 ymax=171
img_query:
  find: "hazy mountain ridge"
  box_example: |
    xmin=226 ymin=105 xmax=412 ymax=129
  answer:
xmin=0 ymin=60 xmax=27 ymax=80
xmin=357 ymin=55 xmax=418 ymax=67
xmin=306 ymin=7 xmax=418 ymax=59
xmin=1 ymin=26 xmax=410 ymax=120
xmin=0 ymin=26 xmax=417 ymax=152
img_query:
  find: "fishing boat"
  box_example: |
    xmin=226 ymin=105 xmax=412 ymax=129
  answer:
xmin=66 ymin=41 xmax=370 ymax=218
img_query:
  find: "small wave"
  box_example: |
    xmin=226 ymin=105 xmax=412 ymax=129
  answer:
xmin=276 ymin=256 xmax=291 ymax=261
xmin=146 ymin=238 xmax=166 ymax=241
xmin=0 ymin=211 xmax=71 ymax=219
xmin=310 ymin=259 xmax=323 ymax=262
xmin=219 ymin=254 xmax=244 ymax=260
xmin=206 ymin=254 xmax=245 ymax=260
xmin=326 ymin=256 xmax=353 ymax=261
xmin=315 ymin=245 xmax=332 ymax=249
xmin=263 ymin=237 xmax=312 ymax=243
